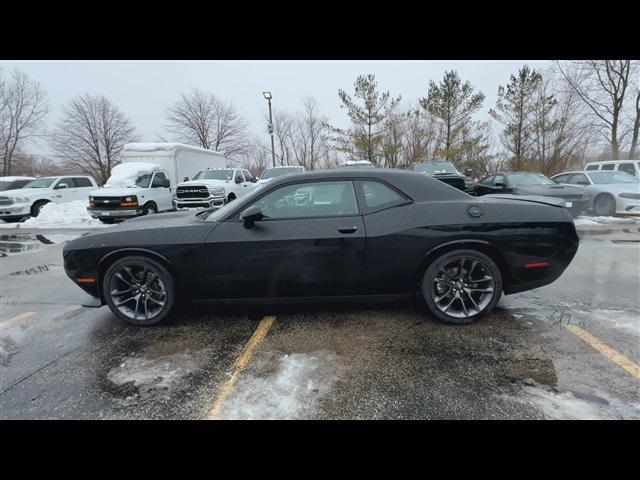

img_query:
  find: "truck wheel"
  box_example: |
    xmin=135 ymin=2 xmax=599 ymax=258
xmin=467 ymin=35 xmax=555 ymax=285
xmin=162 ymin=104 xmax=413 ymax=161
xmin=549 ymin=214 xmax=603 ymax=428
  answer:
xmin=30 ymin=200 xmax=50 ymax=217
xmin=227 ymin=194 xmax=236 ymax=203
xmin=143 ymin=203 xmax=157 ymax=215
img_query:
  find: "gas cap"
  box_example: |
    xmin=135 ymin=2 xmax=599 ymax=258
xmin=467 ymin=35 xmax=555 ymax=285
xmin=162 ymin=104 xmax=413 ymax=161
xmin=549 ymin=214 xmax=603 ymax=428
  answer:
xmin=467 ymin=206 xmax=484 ymax=219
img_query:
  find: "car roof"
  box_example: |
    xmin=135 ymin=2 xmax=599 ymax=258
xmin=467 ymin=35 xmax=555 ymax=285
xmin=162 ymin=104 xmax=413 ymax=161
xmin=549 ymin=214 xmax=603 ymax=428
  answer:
xmin=0 ymin=176 xmax=35 ymax=181
xmin=585 ymin=160 xmax=637 ymax=164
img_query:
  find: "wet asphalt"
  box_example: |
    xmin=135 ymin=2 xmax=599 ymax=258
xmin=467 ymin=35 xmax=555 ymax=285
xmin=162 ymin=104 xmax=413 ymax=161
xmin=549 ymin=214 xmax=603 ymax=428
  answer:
xmin=0 ymin=223 xmax=639 ymax=419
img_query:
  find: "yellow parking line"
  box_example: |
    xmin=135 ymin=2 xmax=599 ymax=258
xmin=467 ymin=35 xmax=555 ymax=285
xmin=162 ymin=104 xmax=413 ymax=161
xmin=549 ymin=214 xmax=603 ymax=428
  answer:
xmin=566 ymin=324 xmax=640 ymax=381
xmin=0 ymin=311 xmax=35 ymax=329
xmin=206 ymin=315 xmax=276 ymax=419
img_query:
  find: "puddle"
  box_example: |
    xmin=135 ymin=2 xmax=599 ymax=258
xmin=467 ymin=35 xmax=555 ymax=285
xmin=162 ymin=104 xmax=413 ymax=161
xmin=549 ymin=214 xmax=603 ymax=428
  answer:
xmin=0 ymin=233 xmax=79 ymax=257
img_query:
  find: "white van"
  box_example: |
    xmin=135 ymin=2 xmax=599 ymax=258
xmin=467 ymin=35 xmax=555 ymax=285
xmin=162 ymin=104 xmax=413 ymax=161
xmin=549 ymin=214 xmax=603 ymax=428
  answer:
xmin=87 ymin=143 xmax=227 ymax=223
xmin=584 ymin=160 xmax=640 ymax=178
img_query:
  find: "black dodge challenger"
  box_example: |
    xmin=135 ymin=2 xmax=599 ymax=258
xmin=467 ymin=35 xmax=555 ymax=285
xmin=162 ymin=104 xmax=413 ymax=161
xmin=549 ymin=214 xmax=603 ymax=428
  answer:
xmin=64 ymin=169 xmax=579 ymax=326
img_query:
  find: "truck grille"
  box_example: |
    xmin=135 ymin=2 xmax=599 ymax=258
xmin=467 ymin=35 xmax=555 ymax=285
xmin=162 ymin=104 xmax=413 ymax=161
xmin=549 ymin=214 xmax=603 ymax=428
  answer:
xmin=176 ymin=186 xmax=210 ymax=199
xmin=0 ymin=196 xmax=13 ymax=206
xmin=91 ymin=197 xmax=123 ymax=210
xmin=435 ymin=177 xmax=466 ymax=191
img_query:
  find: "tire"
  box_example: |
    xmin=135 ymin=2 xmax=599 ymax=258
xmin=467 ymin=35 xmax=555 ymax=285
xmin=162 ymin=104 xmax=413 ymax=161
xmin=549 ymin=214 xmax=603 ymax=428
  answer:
xmin=99 ymin=218 xmax=116 ymax=224
xmin=227 ymin=194 xmax=236 ymax=203
xmin=102 ymin=255 xmax=176 ymax=326
xmin=30 ymin=200 xmax=49 ymax=217
xmin=593 ymin=194 xmax=615 ymax=216
xmin=421 ymin=249 xmax=503 ymax=325
xmin=142 ymin=203 xmax=157 ymax=215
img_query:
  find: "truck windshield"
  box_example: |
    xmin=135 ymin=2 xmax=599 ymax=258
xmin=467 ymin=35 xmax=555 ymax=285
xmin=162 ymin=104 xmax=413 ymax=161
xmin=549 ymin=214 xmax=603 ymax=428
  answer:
xmin=23 ymin=178 xmax=56 ymax=189
xmin=261 ymin=167 xmax=303 ymax=179
xmin=412 ymin=162 xmax=458 ymax=174
xmin=193 ymin=170 xmax=234 ymax=181
xmin=135 ymin=173 xmax=153 ymax=188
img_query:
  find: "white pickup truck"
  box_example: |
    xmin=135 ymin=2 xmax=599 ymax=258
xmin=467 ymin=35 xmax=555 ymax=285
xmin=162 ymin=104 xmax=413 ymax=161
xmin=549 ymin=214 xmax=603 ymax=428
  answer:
xmin=174 ymin=168 xmax=258 ymax=209
xmin=0 ymin=175 xmax=98 ymax=222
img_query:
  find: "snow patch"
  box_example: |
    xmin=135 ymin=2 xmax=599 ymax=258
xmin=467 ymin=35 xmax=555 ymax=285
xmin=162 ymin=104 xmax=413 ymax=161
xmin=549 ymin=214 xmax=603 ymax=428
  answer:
xmin=1 ymin=200 xmax=110 ymax=229
xmin=574 ymin=308 xmax=640 ymax=335
xmin=217 ymin=351 xmax=341 ymax=420
xmin=574 ymin=215 xmax=639 ymax=226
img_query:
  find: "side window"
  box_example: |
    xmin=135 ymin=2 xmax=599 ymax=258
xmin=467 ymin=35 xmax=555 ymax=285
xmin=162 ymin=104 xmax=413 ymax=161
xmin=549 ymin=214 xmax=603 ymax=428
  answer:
xmin=252 ymin=181 xmax=358 ymax=219
xmin=585 ymin=164 xmax=599 ymax=171
xmin=235 ymin=170 xmax=245 ymax=183
xmin=356 ymin=180 xmax=408 ymax=213
xmin=601 ymin=164 xmax=615 ymax=171
xmin=55 ymin=178 xmax=74 ymax=189
xmin=553 ymin=174 xmax=568 ymax=184
xmin=479 ymin=175 xmax=494 ymax=186
xmin=242 ymin=170 xmax=254 ymax=182
xmin=570 ymin=173 xmax=590 ymax=185
xmin=152 ymin=172 xmax=168 ymax=187
xmin=618 ymin=162 xmax=636 ymax=176
xmin=493 ymin=175 xmax=505 ymax=185
xmin=73 ymin=177 xmax=92 ymax=187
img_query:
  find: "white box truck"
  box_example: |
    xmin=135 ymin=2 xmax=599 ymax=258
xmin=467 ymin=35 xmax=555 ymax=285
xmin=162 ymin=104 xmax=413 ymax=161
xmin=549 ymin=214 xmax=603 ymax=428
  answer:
xmin=87 ymin=143 xmax=227 ymax=223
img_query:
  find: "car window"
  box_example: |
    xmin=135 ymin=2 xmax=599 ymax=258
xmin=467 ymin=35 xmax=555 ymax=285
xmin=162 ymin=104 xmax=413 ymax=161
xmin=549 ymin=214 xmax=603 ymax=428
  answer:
xmin=553 ymin=174 xmax=569 ymax=184
xmin=356 ymin=180 xmax=407 ymax=212
xmin=601 ymin=164 xmax=615 ymax=171
xmin=73 ymin=177 xmax=92 ymax=187
xmin=493 ymin=175 xmax=505 ymax=185
xmin=152 ymin=172 xmax=168 ymax=187
xmin=242 ymin=170 xmax=253 ymax=182
xmin=252 ymin=181 xmax=358 ymax=219
xmin=569 ymin=173 xmax=590 ymax=185
xmin=618 ymin=163 xmax=636 ymax=176
xmin=479 ymin=176 xmax=494 ymax=186
xmin=585 ymin=164 xmax=600 ymax=171
xmin=55 ymin=178 xmax=75 ymax=189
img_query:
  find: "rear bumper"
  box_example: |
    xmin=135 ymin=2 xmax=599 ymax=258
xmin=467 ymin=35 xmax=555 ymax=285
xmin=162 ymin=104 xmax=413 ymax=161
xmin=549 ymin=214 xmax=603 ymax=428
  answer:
xmin=87 ymin=207 xmax=142 ymax=219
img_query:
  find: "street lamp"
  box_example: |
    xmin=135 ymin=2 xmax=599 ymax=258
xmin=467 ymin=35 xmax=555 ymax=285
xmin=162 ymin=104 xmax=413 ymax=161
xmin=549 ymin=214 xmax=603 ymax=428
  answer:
xmin=263 ymin=91 xmax=276 ymax=168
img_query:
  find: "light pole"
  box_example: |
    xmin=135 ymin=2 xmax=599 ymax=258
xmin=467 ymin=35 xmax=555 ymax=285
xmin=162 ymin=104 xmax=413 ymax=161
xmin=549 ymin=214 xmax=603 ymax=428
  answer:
xmin=263 ymin=91 xmax=276 ymax=168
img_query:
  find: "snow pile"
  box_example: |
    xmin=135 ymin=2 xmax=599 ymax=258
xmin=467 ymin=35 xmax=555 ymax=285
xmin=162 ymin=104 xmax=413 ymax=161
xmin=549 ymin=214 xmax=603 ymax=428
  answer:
xmin=574 ymin=215 xmax=640 ymax=226
xmin=15 ymin=200 xmax=109 ymax=229
xmin=104 ymin=162 xmax=160 ymax=187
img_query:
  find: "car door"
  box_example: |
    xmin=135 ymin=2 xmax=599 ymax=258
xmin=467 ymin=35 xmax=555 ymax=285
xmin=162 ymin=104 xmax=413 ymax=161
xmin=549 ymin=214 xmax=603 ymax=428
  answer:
xmin=51 ymin=177 xmax=76 ymax=202
xmin=150 ymin=172 xmax=172 ymax=211
xmin=196 ymin=179 xmax=366 ymax=299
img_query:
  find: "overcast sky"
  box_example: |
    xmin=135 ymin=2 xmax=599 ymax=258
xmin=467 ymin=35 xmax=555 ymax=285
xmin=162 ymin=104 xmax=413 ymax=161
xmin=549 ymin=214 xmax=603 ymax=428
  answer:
xmin=3 ymin=60 xmax=551 ymax=156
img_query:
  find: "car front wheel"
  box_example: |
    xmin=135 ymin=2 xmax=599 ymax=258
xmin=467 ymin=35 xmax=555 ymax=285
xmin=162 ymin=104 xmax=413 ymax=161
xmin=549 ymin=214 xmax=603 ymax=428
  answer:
xmin=103 ymin=256 xmax=176 ymax=326
xmin=421 ymin=249 xmax=503 ymax=325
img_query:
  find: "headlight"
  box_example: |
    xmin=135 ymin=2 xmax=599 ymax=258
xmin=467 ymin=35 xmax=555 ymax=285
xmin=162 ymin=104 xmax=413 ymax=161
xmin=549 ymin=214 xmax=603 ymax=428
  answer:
xmin=209 ymin=187 xmax=225 ymax=196
xmin=619 ymin=193 xmax=640 ymax=200
xmin=11 ymin=196 xmax=30 ymax=203
xmin=120 ymin=196 xmax=138 ymax=207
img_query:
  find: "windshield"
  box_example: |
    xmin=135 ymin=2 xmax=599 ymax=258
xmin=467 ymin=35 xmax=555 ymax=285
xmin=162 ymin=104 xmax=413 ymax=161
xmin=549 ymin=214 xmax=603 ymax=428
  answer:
xmin=23 ymin=178 xmax=56 ymax=189
xmin=589 ymin=171 xmax=639 ymax=185
xmin=134 ymin=173 xmax=152 ymax=188
xmin=193 ymin=170 xmax=234 ymax=181
xmin=261 ymin=167 xmax=303 ymax=179
xmin=508 ymin=173 xmax=556 ymax=187
xmin=412 ymin=162 xmax=458 ymax=174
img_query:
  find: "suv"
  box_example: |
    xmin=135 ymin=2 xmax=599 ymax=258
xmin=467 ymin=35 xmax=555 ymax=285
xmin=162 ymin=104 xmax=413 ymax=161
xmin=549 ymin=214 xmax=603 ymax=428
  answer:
xmin=410 ymin=161 xmax=472 ymax=192
xmin=0 ymin=176 xmax=98 ymax=222
xmin=257 ymin=166 xmax=305 ymax=186
xmin=584 ymin=160 xmax=640 ymax=178
xmin=174 ymin=168 xmax=257 ymax=210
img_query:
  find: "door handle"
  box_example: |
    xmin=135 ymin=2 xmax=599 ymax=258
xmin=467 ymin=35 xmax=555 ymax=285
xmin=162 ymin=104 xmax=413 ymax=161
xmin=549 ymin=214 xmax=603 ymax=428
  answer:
xmin=338 ymin=226 xmax=358 ymax=234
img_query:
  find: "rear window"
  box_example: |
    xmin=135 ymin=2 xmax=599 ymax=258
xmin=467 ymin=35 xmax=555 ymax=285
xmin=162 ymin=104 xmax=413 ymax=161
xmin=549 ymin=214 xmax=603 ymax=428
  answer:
xmin=617 ymin=162 xmax=637 ymax=176
xmin=356 ymin=180 xmax=408 ymax=213
xmin=73 ymin=177 xmax=93 ymax=187
xmin=601 ymin=164 xmax=615 ymax=171
xmin=585 ymin=164 xmax=600 ymax=171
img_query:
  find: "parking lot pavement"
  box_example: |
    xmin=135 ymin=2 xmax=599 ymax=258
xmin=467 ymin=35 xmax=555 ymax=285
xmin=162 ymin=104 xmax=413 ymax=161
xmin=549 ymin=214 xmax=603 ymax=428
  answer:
xmin=1 ymin=224 xmax=639 ymax=419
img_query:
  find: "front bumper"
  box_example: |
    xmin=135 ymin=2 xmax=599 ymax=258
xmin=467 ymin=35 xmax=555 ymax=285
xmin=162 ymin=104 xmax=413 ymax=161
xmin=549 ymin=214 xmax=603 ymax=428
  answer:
xmin=564 ymin=199 xmax=588 ymax=216
xmin=616 ymin=197 xmax=640 ymax=215
xmin=0 ymin=202 xmax=31 ymax=218
xmin=173 ymin=196 xmax=226 ymax=210
xmin=87 ymin=207 xmax=142 ymax=219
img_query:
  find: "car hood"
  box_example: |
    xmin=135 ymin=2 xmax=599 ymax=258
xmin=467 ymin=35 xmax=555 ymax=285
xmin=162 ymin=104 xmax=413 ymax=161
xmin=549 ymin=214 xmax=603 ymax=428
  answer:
xmin=515 ymin=184 xmax=586 ymax=197
xmin=109 ymin=210 xmax=201 ymax=232
xmin=178 ymin=179 xmax=232 ymax=187
xmin=90 ymin=187 xmax=144 ymax=197
xmin=481 ymin=194 xmax=566 ymax=208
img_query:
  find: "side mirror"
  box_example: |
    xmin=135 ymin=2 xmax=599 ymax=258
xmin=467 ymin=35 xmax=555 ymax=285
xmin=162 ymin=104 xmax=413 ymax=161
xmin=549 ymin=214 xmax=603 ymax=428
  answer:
xmin=464 ymin=168 xmax=473 ymax=177
xmin=183 ymin=176 xmax=189 ymax=182
xmin=235 ymin=176 xmax=243 ymax=184
xmin=240 ymin=205 xmax=264 ymax=228
xmin=56 ymin=183 xmax=69 ymax=189
xmin=163 ymin=179 xmax=170 ymax=188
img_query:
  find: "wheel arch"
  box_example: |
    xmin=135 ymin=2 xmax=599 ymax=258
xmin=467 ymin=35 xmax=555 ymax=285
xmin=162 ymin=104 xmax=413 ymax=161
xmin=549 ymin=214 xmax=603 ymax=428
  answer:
xmin=97 ymin=248 xmax=181 ymax=301
xmin=416 ymin=240 xmax=513 ymax=291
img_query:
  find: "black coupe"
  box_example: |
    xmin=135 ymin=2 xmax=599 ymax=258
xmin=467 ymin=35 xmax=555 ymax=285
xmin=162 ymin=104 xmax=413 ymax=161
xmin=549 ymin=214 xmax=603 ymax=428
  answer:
xmin=472 ymin=172 xmax=589 ymax=216
xmin=64 ymin=170 xmax=579 ymax=326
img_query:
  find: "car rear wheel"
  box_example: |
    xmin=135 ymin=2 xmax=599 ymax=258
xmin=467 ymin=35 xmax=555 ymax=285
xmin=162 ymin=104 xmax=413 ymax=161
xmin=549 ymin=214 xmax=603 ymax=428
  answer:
xmin=103 ymin=256 xmax=176 ymax=326
xmin=421 ymin=249 xmax=502 ymax=325
xmin=593 ymin=194 xmax=615 ymax=216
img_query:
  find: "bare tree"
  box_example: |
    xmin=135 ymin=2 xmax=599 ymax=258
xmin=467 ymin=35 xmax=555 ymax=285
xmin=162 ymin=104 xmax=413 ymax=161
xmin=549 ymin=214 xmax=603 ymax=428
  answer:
xmin=0 ymin=69 xmax=49 ymax=176
xmin=628 ymin=61 xmax=640 ymax=159
xmin=557 ymin=60 xmax=633 ymax=159
xmin=292 ymin=97 xmax=330 ymax=170
xmin=163 ymin=88 xmax=248 ymax=158
xmin=401 ymin=107 xmax=442 ymax=166
xmin=269 ymin=110 xmax=296 ymax=166
xmin=235 ymin=137 xmax=271 ymax=176
xmin=50 ymin=94 xmax=139 ymax=184
xmin=12 ymin=152 xmax=64 ymax=177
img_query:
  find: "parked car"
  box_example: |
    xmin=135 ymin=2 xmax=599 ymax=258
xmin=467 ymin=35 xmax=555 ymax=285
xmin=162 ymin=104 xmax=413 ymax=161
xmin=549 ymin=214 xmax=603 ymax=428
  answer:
xmin=472 ymin=172 xmax=588 ymax=217
xmin=0 ymin=176 xmax=98 ymax=222
xmin=584 ymin=160 xmax=640 ymax=178
xmin=0 ymin=176 xmax=35 ymax=192
xmin=174 ymin=168 xmax=258 ymax=210
xmin=64 ymin=169 xmax=578 ymax=326
xmin=410 ymin=161 xmax=473 ymax=192
xmin=551 ymin=170 xmax=640 ymax=216
xmin=336 ymin=160 xmax=377 ymax=169
xmin=88 ymin=143 xmax=227 ymax=223
xmin=257 ymin=166 xmax=305 ymax=186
